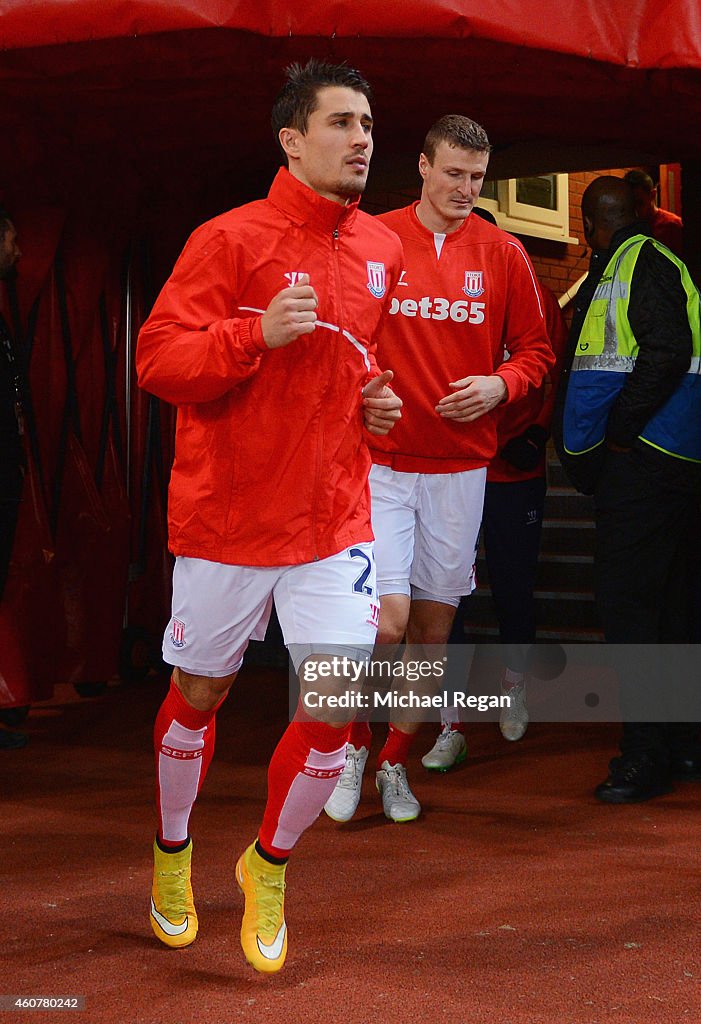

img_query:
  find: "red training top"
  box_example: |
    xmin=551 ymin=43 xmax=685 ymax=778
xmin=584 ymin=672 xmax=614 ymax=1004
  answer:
xmin=368 ymin=203 xmax=554 ymax=474
xmin=647 ymin=206 xmax=683 ymax=258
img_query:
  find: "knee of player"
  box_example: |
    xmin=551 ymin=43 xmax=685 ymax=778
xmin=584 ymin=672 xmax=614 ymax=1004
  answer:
xmin=409 ymin=625 xmax=452 ymax=646
xmin=375 ymin=624 xmax=405 ymax=646
xmin=174 ymin=667 xmax=236 ymax=710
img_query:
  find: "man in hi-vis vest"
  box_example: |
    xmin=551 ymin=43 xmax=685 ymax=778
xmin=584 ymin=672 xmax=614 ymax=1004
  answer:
xmin=555 ymin=175 xmax=701 ymax=804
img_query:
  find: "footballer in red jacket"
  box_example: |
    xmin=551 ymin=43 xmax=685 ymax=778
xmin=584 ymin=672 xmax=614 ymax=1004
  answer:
xmin=324 ymin=115 xmax=554 ymax=825
xmin=137 ymin=60 xmax=403 ymax=975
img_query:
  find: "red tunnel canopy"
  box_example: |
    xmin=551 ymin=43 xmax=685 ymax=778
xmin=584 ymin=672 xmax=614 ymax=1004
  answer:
xmin=1 ymin=0 xmax=700 ymax=69
xmin=1 ymin=0 xmax=700 ymax=211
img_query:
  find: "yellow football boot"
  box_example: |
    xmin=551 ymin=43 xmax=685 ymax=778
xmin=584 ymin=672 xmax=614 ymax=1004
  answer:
xmin=150 ymin=839 xmax=198 ymax=948
xmin=236 ymin=842 xmax=288 ymax=973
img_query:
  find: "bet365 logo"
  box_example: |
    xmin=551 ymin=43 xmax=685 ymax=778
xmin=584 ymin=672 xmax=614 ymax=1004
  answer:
xmin=389 ymin=296 xmax=485 ymax=323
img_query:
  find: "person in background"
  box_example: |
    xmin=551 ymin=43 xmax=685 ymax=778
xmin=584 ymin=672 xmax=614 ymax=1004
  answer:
xmin=624 ymin=169 xmax=683 ymax=258
xmin=555 ymin=175 xmax=701 ymax=803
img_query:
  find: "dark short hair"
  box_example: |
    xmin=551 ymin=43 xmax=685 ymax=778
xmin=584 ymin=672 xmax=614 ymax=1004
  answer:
xmin=422 ymin=115 xmax=491 ymax=163
xmin=624 ymin=169 xmax=655 ymax=192
xmin=271 ymin=58 xmax=372 ymax=145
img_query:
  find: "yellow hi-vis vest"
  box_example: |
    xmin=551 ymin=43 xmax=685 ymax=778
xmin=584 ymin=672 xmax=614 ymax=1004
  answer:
xmin=563 ymin=234 xmax=701 ymax=461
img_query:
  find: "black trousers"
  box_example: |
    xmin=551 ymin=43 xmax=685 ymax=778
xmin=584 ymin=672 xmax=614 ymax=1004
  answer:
xmin=593 ymin=449 xmax=700 ymax=764
xmin=449 ymin=475 xmax=547 ymax=671
xmin=482 ymin=477 xmax=547 ymax=645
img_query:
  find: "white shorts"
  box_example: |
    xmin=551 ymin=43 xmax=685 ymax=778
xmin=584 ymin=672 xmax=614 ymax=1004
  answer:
xmin=370 ymin=463 xmax=486 ymax=606
xmin=163 ymin=543 xmax=379 ymax=677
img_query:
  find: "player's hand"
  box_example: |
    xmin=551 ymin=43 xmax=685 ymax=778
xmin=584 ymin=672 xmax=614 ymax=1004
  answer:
xmin=362 ymin=370 xmax=402 ymax=435
xmin=261 ymin=273 xmax=318 ymax=349
xmin=436 ymin=374 xmax=507 ymax=422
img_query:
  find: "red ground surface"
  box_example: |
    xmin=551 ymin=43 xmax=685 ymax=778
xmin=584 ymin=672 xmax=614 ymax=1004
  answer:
xmin=3 ymin=668 xmax=700 ymax=1024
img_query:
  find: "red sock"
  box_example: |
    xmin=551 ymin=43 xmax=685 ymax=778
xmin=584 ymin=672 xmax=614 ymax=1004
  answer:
xmin=154 ymin=678 xmax=221 ymax=847
xmin=348 ymin=719 xmax=372 ymax=749
xmin=258 ymin=718 xmax=347 ymax=858
xmin=377 ymin=723 xmax=415 ymax=768
xmin=451 ymin=722 xmax=466 ymax=733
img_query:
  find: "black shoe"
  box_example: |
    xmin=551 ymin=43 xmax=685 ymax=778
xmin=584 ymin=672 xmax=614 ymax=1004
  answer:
xmin=0 ymin=728 xmax=28 ymax=750
xmin=671 ymin=757 xmax=701 ymax=782
xmin=595 ymin=755 xmax=672 ymax=804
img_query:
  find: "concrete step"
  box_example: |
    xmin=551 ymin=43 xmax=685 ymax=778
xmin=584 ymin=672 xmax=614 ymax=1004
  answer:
xmin=536 ymin=553 xmax=594 ymax=590
xmin=539 ymin=518 xmax=596 ymax=556
xmin=543 ymin=487 xmax=595 ymax=519
xmin=546 ymin=458 xmax=576 ymax=489
xmin=460 ymin=623 xmax=604 ymax=643
xmin=476 ymin=552 xmax=594 ymax=591
xmin=465 ymin=586 xmax=600 ymax=630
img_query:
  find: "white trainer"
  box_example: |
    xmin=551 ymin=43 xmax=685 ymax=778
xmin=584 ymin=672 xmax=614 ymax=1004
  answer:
xmin=421 ymin=724 xmax=467 ymax=772
xmin=375 ymin=761 xmax=421 ymax=822
xmin=324 ymin=744 xmax=369 ymax=822
xmin=499 ymin=683 xmax=529 ymax=741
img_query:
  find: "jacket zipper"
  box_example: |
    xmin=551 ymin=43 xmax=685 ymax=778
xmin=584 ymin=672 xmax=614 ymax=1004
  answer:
xmin=311 ymin=223 xmax=344 ymax=560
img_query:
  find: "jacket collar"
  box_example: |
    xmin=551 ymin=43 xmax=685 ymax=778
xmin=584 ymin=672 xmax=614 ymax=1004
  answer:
xmin=599 ymin=220 xmax=652 ymax=261
xmin=408 ymin=201 xmax=475 ymax=243
xmin=267 ymin=167 xmax=360 ymax=234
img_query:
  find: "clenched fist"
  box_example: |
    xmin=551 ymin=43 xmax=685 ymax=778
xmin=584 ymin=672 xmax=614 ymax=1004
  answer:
xmin=261 ymin=273 xmax=318 ymax=349
xmin=362 ymin=369 xmax=402 ymax=435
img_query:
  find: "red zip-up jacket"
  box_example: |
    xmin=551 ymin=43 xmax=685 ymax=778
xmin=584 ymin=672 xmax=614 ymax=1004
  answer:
xmin=369 ymin=204 xmax=554 ymax=473
xmin=137 ymin=168 xmax=403 ymax=566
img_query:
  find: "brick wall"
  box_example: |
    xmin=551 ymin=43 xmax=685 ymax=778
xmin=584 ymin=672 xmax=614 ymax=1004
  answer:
xmin=520 ymin=168 xmax=633 ymax=305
